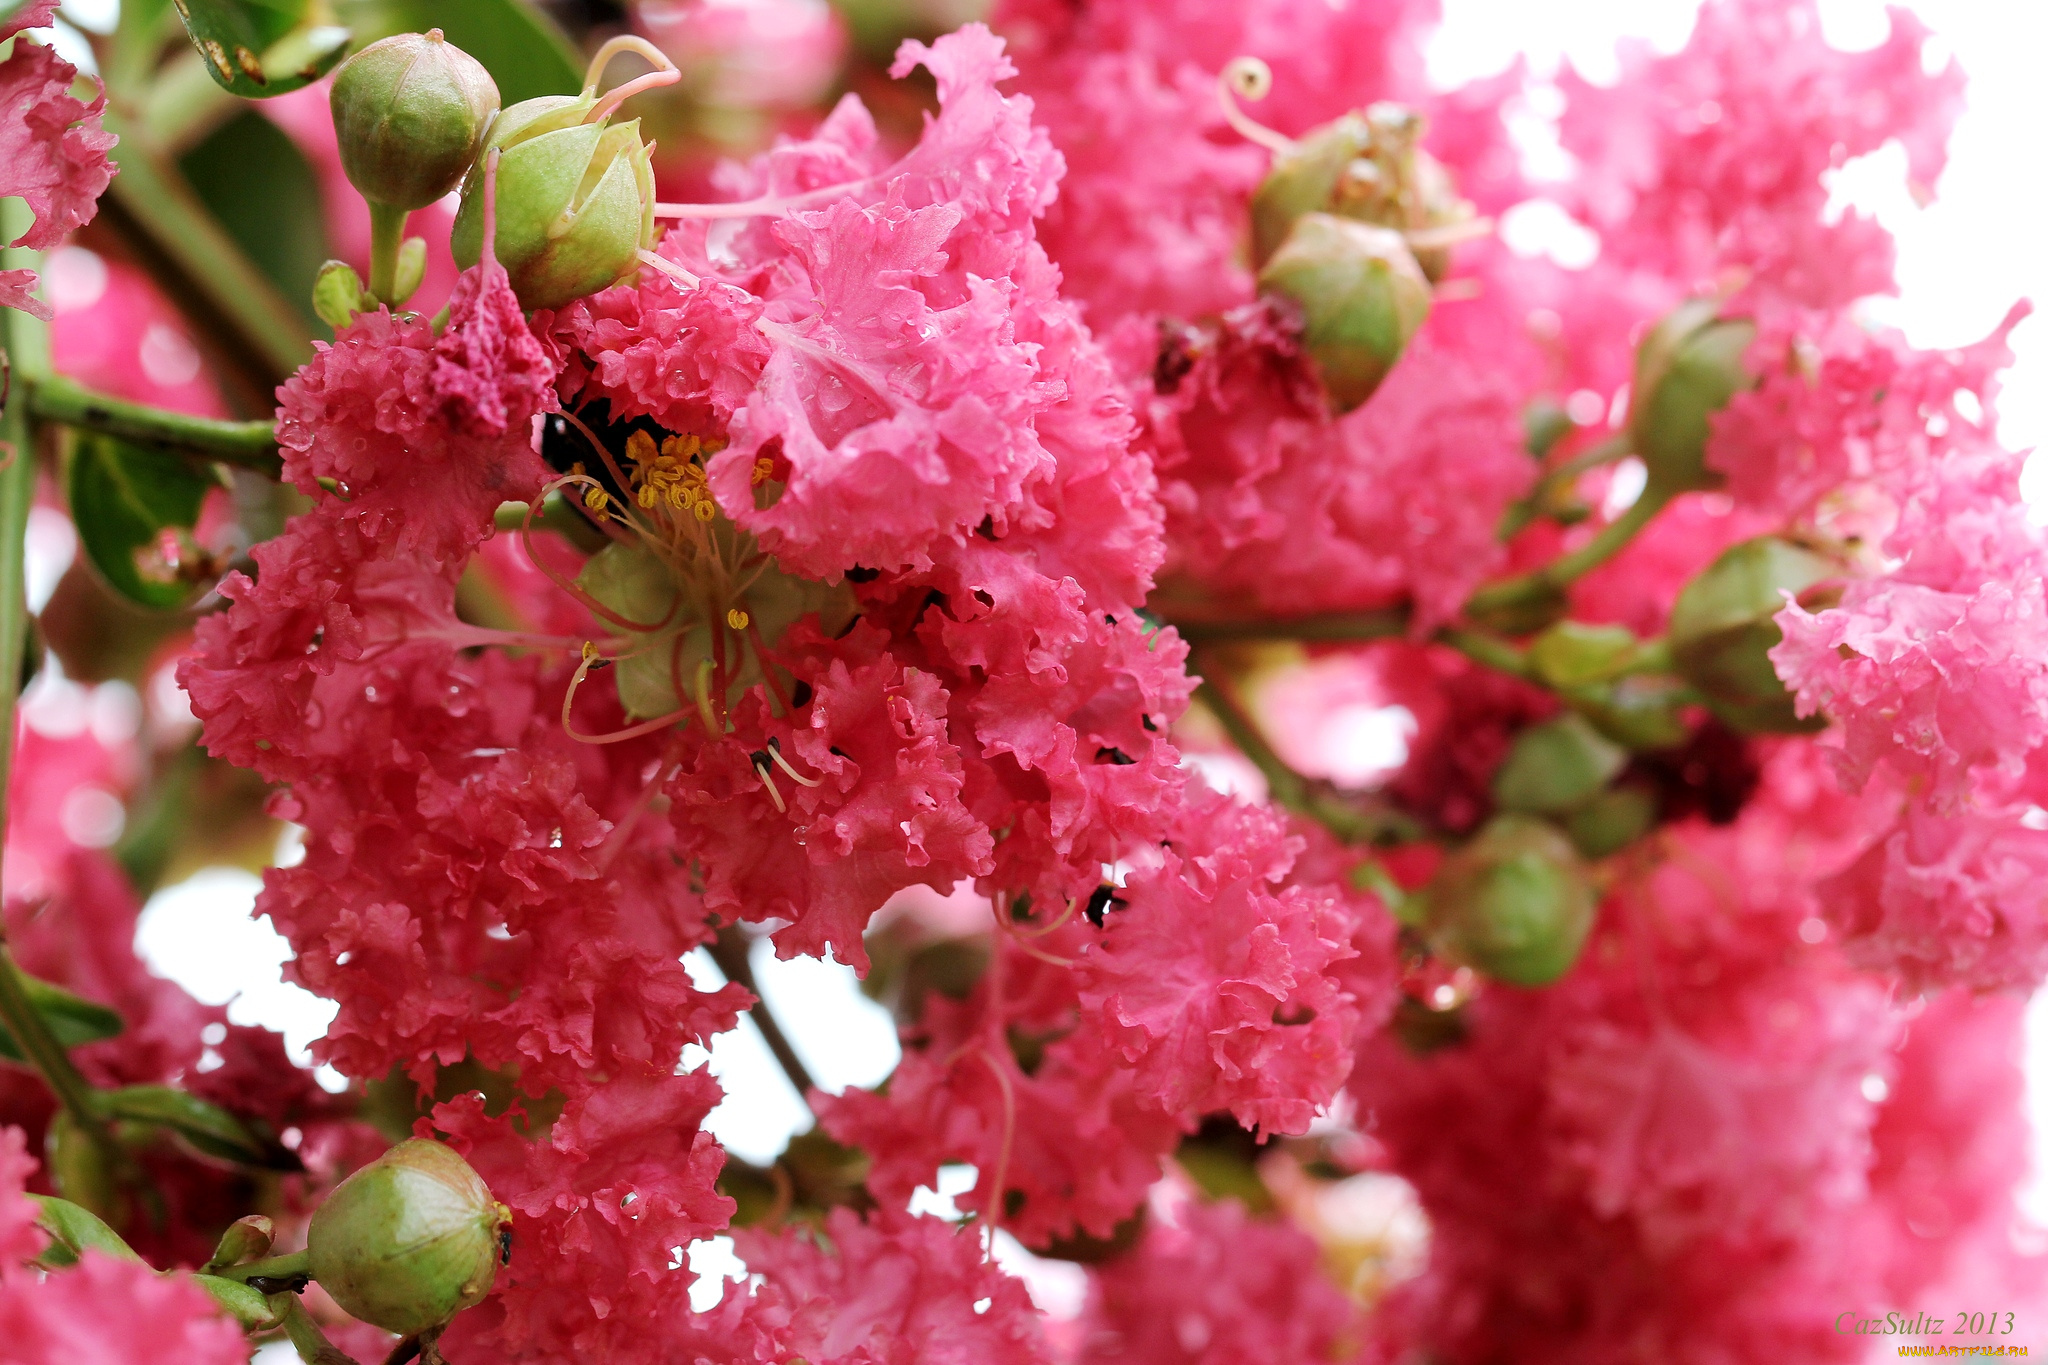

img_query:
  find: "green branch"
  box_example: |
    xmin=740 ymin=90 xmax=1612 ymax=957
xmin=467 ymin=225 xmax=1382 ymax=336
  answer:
xmin=1464 ymin=486 xmax=1672 ymax=624
xmin=0 ymin=213 xmax=143 ymax=1203
xmin=709 ymin=925 xmax=819 ymax=1101
xmin=28 ymin=376 xmax=280 ymax=476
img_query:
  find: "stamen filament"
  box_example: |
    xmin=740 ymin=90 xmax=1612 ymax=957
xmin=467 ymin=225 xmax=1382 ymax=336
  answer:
xmin=762 ymin=737 xmax=821 ymax=788
xmin=583 ymin=36 xmax=681 ymax=127
xmin=562 ymin=647 xmax=695 ymax=744
xmin=977 ymin=1049 xmax=1017 ymax=1258
xmin=635 ymin=249 xmax=700 ymax=291
xmin=1217 ymin=57 xmax=1294 ymax=156
xmin=520 ymin=481 xmax=679 ymax=632
xmin=653 ymin=177 xmax=874 ymax=220
xmin=752 ymin=756 xmax=788 ymax=814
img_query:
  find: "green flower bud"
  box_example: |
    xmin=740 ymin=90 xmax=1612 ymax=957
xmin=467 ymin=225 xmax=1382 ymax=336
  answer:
xmin=1571 ymin=676 xmax=1693 ymax=752
xmin=1419 ymin=815 xmax=1597 ymax=987
xmin=1668 ymin=536 xmax=1837 ymax=734
xmin=204 ymin=1215 xmax=275 ymax=1273
xmin=330 ymin=31 xmax=500 ymax=213
xmin=1492 ymin=713 xmax=1628 ymax=816
xmin=1629 ymin=299 xmax=1757 ymax=495
xmin=307 ymin=1139 xmax=511 ymax=1338
xmin=1563 ymin=785 xmax=1656 ymax=859
xmin=450 ymin=86 xmax=657 ymax=312
xmin=1258 ymin=213 xmax=1432 ymax=413
xmin=1250 ymin=114 xmax=1372 ymax=269
xmin=1249 ymin=104 xmax=1473 ymax=281
xmin=1527 ymin=621 xmax=1640 ymax=690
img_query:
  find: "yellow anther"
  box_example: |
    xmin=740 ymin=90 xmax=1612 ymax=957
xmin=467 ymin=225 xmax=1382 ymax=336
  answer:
xmin=636 ymin=484 xmax=659 ymax=509
xmin=726 ymin=608 xmax=751 ymax=630
xmin=693 ymin=499 xmax=717 ymax=523
xmin=581 ymin=640 xmax=600 ymax=664
xmin=624 ymin=430 xmax=659 ymax=466
xmin=751 ymin=457 xmax=775 ymax=487
xmin=582 ymin=484 xmax=610 ymax=513
xmin=662 ymin=434 xmax=701 ymax=461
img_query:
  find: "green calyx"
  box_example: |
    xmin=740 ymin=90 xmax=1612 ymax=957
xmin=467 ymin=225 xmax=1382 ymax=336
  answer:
xmin=450 ymin=86 xmax=657 ymax=312
xmin=1258 ymin=213 xmax=1433 ymax=414
xmin=1629 ymin=299 xmax=1758 ymax=496
xmin=306 ymin=1138 xmax=511 ymax=1339
xmin=1668 ymin=536 xmax=1838 ymax=734
xmin=331 ymin=30 xmax=501 ymax=214
xmin=1418 ymin=815 xmax=1598 ymax=987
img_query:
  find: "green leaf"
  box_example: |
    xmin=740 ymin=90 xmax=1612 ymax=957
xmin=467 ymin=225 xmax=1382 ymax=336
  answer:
xmin=179 ymin=109 xmax=333 ymax=330
xmin=67 ymin=435 xmax=220 ymax=611
xmin=97 ymin=1084 xmax=300 ymax=1170
xmin=336 ymin=0 xmax=581 ymax=106
xmin=29 ymin=1193 xmax=146 ymax=1268
xmin=0 ymin=973 xmax=125 ymax=1063
xmin=170 ymin=0 xmax=351 ymax=98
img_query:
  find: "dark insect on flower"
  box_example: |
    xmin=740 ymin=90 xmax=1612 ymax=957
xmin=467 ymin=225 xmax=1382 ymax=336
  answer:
xmin=1084 ymin=883 xmax=1127 ymax=928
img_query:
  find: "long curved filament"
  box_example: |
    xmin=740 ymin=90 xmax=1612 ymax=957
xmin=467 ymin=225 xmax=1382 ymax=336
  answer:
xmin=584 ymin=35 xmax=682 ymax=126
xmin=1217 ymin=56 xmax=1294 ymax=156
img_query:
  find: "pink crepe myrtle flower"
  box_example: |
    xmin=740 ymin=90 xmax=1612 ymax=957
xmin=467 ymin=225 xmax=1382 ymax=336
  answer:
xmin=0 ymin=2 xmax=116 ymax=319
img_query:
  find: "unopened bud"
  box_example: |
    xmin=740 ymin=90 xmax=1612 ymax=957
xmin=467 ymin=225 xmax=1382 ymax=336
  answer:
xmin=1668 ymin=536 xmax=1836 ymax=734
xmin=307 ymin=1139 xmax=512 ymax=1338
xmin=1629 ymin=299 xmax=1756 ymax=495
xmin=1419 ymin=815 xmax=1597 ymax=987
xmin=450 ymin=89 xmax=656 ymax=311
xmin=1250 ymin=114 xmax=1372 ymax=269
xmin=1258 ymin=213 xmax=1431 ymax=413
xmin=1249 ymin=104 xmax=1473 ymax=282
xmin=1492 ymin=713 xmax=1628 ymax=817
xmin=331 ymin=31 xmax=500 ymax=212
xmin=205 ymin=1215 xmax=275 ymax=1272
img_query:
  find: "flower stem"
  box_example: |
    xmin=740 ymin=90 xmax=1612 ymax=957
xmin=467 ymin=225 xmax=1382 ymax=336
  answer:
xmin=367 ymin=202 xmax=409 ymax=306
xmin=0 ymin=210 xmax=155 ymax=1213
xmin=1464 ymin=486 xmax=1672 ymax=622
xmin=214 ymin=1247 xmax=314 ymax=1285
xmin=27 ymin=375 xmax=281 ymax=475
xmin=708 ymin=925 xmax=819 ymax=1101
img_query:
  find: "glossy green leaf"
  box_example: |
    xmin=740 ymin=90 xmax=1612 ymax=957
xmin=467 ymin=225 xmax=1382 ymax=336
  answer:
xmin=98 ymin=1084 xmax=300 ymax=1169
xmin=67 ymin=435 xmax=220 ymax=611
xmin=335 ymin=0 xmax=580 ymax=107
xmin=30 ymin=1194 xmax=146 ymax=1269
xmin=170 ymin=0 xmax=351 ymax=98
xmin=179 ymin=108 xmax=332 ymax=330
xmin=0 ymin=973 xmax=125 ymax=1063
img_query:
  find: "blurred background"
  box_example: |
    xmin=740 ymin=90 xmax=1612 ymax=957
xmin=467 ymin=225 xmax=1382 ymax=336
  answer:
xmin=13 ymin=0 xmax=2047 ymax=1330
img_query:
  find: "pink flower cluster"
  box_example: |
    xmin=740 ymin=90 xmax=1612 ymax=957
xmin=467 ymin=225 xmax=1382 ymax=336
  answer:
xmin=0 ymin=1 xmax=116 ymax=319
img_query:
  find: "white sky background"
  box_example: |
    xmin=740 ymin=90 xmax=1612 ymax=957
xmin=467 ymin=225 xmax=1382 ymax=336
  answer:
xmin=87 ymin=0 xmax=2048 ymax=1308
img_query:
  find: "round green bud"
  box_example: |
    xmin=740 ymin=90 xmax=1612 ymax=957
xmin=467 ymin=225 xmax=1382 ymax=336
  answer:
xmin=307 ymin=1138 xmax=511 ymax=1338
xmin=1492 ymin=713 xmax=1628 ymax=817
xmin=1250 ymin=114 xmax=1372 ymax=270
xmin=1628 ymin=299 xmax=1757 ymax=495
xmin=1258 ymin=213 xmax=1432 ymax=414
xmin=1668 ymin=536 xmax=1837 ymax=734
xmin=1249 ymin=104 xmax=1472 ymax=282
xmin=1419 ymin=815 xmax=1597 ymax=987
xmin=450 ymin=90 xmax=656 ymax=312
xmin=330 ymin=30 xmax=500 ymax=213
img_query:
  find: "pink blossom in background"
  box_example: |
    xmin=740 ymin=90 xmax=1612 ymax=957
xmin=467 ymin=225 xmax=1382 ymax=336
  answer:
xmin=0 ymin=3 xmax=116 ymax=319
